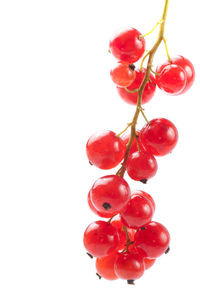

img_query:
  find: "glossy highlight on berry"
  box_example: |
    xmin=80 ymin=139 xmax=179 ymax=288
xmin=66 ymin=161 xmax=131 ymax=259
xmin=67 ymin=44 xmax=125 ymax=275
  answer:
xmin=140 ymin=118 xmax=178 ymax=156
xmin=121 ymin=194 xmax=154 ymax=228
xmin=126 ymin=151 xmax=158 ymax=181
xmin=156 ymin=64 xmax=186 ymax=95
xmin=83 ymin=221 xmax=119 ymax=257
xmin=114 ymin=252 xmax=145 ymax=280
xmin=90 ymin=175 xmax=131 ymax=215
xmin=156 ymin=55 xmax=195 ymax=94
xmin=132 ymin=190 xmax=155 ymax=211
xmin=134 ymin=221 xmax=170 ymax=258
xmin=86 ymin=130 xmax=126 ymax=170
xmin=110 ymin=62 xmax=136 ymax=87
xmin=109 ymin=28 xmax=146 ymax=63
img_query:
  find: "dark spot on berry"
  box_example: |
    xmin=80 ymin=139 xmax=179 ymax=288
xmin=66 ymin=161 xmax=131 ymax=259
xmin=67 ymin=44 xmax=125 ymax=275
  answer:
xmin=102 ymin=202 xmax=111 ymax=210
xmin=140 ymin=179 xmax=148 ymax=184
xmin=96 ymin=273 xmax=102 ymax=279
xmin=89 ymin=161 xmax=93 ymax=165
xmin=127 ymin=280 xmax=135 ymax=285
xmin=86 ymin=252 xmax=93 ymax=259
xmin=165 ymin=247 xmax=170 ymax=254
xmin=129 ymin=64 xmax=135 ymax=71
xmin=141 ymin=226 xmax=146 ymax=230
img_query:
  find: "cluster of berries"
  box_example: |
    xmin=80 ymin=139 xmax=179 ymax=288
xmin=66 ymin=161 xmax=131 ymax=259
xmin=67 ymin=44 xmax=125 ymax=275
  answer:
xmin=85 ymin=189 xmax=169 ymax=283
xmin=83 ymin=27 xmax=195 ymax=284
xmin=110 ymin=28 xmax=195 ymax=104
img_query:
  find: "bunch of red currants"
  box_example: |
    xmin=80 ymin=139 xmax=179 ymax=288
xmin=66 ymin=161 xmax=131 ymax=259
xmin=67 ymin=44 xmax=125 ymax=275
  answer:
xmin=110 ymin=28 xmax=195 ymax=101
xmin=83 ymin=27 xmax=195 ymax=284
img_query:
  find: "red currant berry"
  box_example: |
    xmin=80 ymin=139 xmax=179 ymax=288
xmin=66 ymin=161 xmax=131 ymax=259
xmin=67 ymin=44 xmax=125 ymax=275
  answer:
xmin=117 ymin=69 xmax=156 ymax=105
xmin=88 ymin=191 xmax=114 ymax=218
xmin=86 ymin=130 xmax=126 ymax=170
xmin=134 ymin=221 xmax=170 ymax=258
xmin=96 ymin=253 xmax=119 ymax=280
xmin=121 ymin=131 xmax=144 ymax=154
xmin=140 ymin=118 xmax=178 ymax=156
xmin=132 ymin=190 xmax=155 ymax=211
xmin=126 ymin=151 xmax=158 ymax=181
xmin=156 ymin=64 xmax=186 ymax=94
xmin=110 ymin=62 xmax=136 ymax=87
xmin=120 ymin=194 xmax=154 ymax=229
xmin=128 ymin=245 xmax=146 ymax=257
xmin=111 ymin=215 xmax=136 ymax=250
xmin=114 ymin=252 xmax=145 ymax=280
xmin=90 ymin=175 xmax=131 ymax=216
xmin=144 ymin=258 xmax=156 ymax=270
xmin=109 ymin=28 xmax=145 ymax=63
xmin=156 ymin=56 xmax=195 ymax=94
xmin=171 ymin=56 xmax=195 ymax=94
xmin=128 ymin=246 xmax=155 ymax=270
xmin=83 ymin=221 xmax=119 ymax=257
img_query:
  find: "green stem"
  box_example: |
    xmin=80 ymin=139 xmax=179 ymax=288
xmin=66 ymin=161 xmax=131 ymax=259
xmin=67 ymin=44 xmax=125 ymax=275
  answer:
xmin=163 ymin=37 xmax=172 ymax=61
xmin=139 ymin=19 xmax=164 ymax=39
xmin=140 ymin=108 xmax=150 ymax=124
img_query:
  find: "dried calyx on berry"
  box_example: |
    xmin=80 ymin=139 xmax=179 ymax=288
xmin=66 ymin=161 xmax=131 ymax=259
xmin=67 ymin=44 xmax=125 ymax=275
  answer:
xmin=86 ymin=252 xmax=93 ymax=259
xmin=140 ymin=179 xmax=148 ymax=184
xmin=127 ymin=280 xmax=135 ymax=285
xmin=102 ymin=202 xmax=111 ymax=210
xmin=96 ymin=273 xmax=102 ymax=279
xmin=129 ymin=64 xmax=136 ymax=71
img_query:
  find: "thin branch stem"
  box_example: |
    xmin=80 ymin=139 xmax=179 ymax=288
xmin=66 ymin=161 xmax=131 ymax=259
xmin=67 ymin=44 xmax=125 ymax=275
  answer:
xmin=140 ymin=108 xmax=150 ymax=124
xmin=135 ymin=133 xmax=141 ymax=151
xmin=140 ymin=51 xmax=150 ymax=70
xmin=116 ymin=0 xmax=170 ymax=178
xmin=117 ymin=123 xmax=131 ymax=137
xmin=163 ymin=37 xmax=172 ymax=61
xmin=150 ymin=67 xmax=161 ymax=76
xmin=139 ymin=19 xmax=164 ymax=39
xmin=124 ymin=87 xmax=138 ymax=93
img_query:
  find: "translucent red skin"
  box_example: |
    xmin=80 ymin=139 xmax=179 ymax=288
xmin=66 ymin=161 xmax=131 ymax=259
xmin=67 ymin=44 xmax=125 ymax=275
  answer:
xmin=86 ymin=130 xmax=126 ymax=170
xmin=109 ymin=28 xmax=146 ymax=63
xmin=128 ymin=246 xmax=156 ymax=270
xmin=96 ymin=253 xmax=119 ymax=280
xmin=117 ymin=69 xmax=156 ymax=105
xmin=114 ymin=252 xmax=145 ymax=280
xmin=144 ymin=258 xmax=156 ymax=270
xmin=110 ymin=62 xmax=136 ymax=87
xmin=90 ymin=175 xmax=131 ymax=216
xmin=156 ymin=55 xmax=195 ymax=94
xmin=132 ymin=190 xmax=155 ymax=211
xmin=120 ymin=194 xmax=154 ymax=229
xmin=126 ymin=151 xmax=158 ymax=181
xmin=134 ymin=221 xmax=170 ymax=258
xmin=110 ymin=214 xmax=136 ymax=250
xmin=156 ymin=64 xmax=186 ymax=95
xmin=87 ymin=191 xmax=114 ymax=218
xmin=83 ymin=221 xmax=119 ymax=257
xmin=140 ymin=118 xmax=178 ymax=156
xmin=121 ymin=131 xmax=145 ymax=154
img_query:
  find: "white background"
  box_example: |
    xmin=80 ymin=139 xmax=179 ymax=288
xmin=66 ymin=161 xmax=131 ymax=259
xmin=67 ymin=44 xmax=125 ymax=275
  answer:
xmin=0 ymin=0 xmax=199 ymax=298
